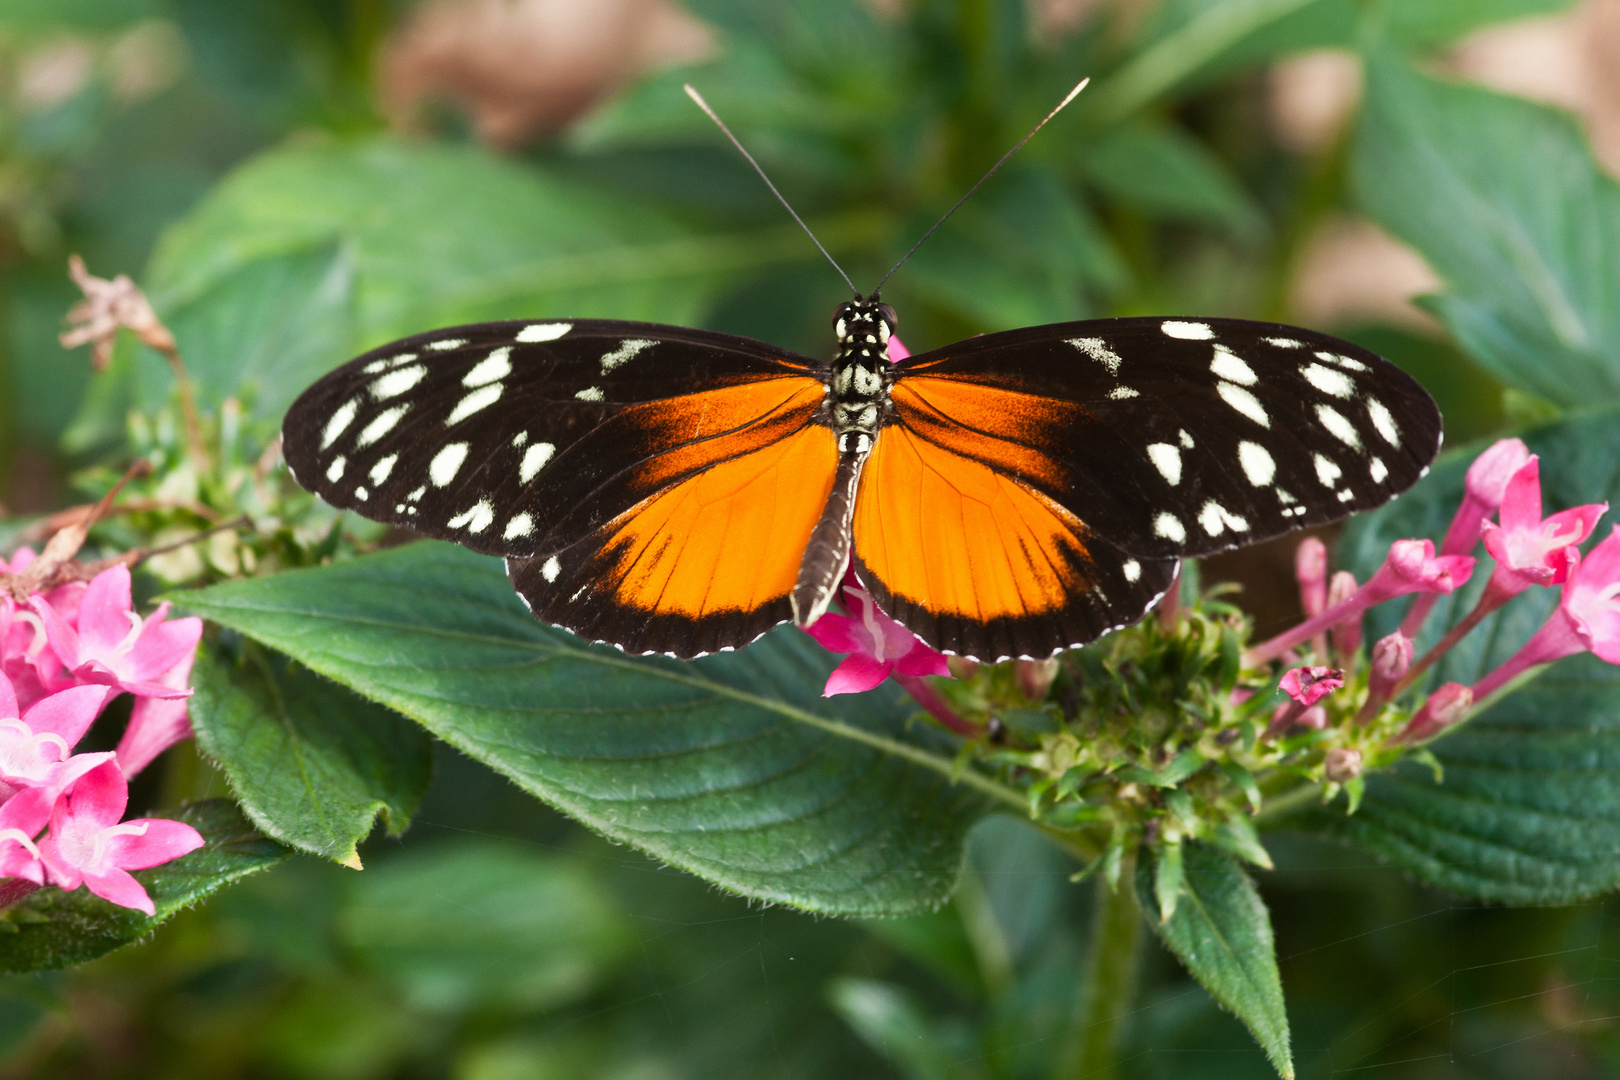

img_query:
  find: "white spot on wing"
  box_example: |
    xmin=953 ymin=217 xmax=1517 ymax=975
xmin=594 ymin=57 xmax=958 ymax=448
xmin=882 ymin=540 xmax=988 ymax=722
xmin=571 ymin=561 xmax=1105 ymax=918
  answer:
xmin=542 ymin=555 xmax=561 ymax=582
xmin=371 ymin=365 xmax=426 ymax=400
xmin=575 ymin=386 xmax=604 ymax=402
xmin=1316 ymin=404 xmax=1362 ymax=448
xmin=447 ymin=383 xmax=503 ymax=424
xmin=504 ymin=513 xmax=534 ymax=540
xmin=1154 ymin=512 xmax=1186 ymax=543
xmin=1369 ymin=456 xmax=1389 ymax=483
xmin=1210 ymin=345 xmax=1257 ymax=385
xmin=517 ymin=322 xmax=571 ymax=343
xmin=1314 ymin=453 xmax=1342 ymax=487
xmin=1337 ymin=488 xmax=1355 ymax=502
xmin=357 ymin=405 xmax=408 ymax=447
xmin=1198 ymin=500 xmax=1250 ymax=536
xmin=1067 ymin=337 xmax=1121 ymax=374
xmin=512 ymin=431 xmax=528 ymax=447
xmin=600 ymin=338 xmax=657 ymax=374
xmin=1301 ymin=362 xmax=1354 ymax=398
xmin=519 ymin=442 xmax=555 ymax=483
xmin=430 ymin=442 xmax=469 ymax=487
xmin=354 ymin=487 xmax=367 ymax=501
xmin=427 ymin=338 xmax=467 ymax=351
xmin=1178 ymin=429 xmax=1195 ymax=449
xmin=1367 ymin=397 xmax=1400 ymax=447
xmin=321 ymin=399 xmax=358 ymax=449
xmin=1237 ymin=441 xmax=1275 ymax=486
xmin=1108 ymin=386 xmax=1139 ymax=400
xmin=369 ymin=454 xmax=397 ymax=485
xmin=362 ymin=353 xmax=417 ymax=374
xmin=1146 ymin=443 xmax=1182 ymax=485
xmin=1217 ymin=382 xmax=1269 ymax=427
xmin=1123 ymin=559 xmax=1141 ymax=583
xmin=1162 ymin=320 xmax=1214 ymax=340
xmin=1317 ymin=350 xmax=1369 ymax=372
xmin=326 ymin=456 xmax=346 ymax=482
xmin=463 ymin=347 xmax=512 ymax=387
xmin=1264 ymin=337 xmax=1303 ymax=349
xmin=448 ymin=498 xmax=495 ymax=533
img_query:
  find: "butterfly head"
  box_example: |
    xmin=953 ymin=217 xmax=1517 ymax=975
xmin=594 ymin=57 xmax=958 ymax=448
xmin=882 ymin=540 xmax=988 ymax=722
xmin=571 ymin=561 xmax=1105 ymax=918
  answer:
xmin=833 ymin=298 xmax=897 ymax=355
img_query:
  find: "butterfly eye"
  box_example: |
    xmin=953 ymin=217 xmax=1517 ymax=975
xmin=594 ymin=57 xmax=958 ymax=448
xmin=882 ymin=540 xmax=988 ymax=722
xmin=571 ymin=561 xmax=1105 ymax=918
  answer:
xmin=876 ymin=303 xmax=897 ymax=332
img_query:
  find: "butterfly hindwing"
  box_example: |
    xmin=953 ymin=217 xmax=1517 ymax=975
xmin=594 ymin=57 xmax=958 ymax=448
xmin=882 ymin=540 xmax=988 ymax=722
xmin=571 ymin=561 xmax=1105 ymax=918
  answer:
xmin=282 ymin=319 xmax=836 ymax=658
xmin=884 ymin=317 xmax=1441 ymax=562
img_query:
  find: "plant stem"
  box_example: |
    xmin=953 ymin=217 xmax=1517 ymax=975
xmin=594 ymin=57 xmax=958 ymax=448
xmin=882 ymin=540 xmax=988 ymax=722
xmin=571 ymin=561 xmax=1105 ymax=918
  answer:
xmin=1056 ymin=850 xmax=1142 ymax=1080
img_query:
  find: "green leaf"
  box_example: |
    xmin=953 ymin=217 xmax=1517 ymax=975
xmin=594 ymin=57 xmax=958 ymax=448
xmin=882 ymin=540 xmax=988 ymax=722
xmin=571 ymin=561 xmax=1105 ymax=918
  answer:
xmin=1137 ymin=843 xmax=1293 ymax=1078
xmin=1083 ymin=123 xmax=1263 ymax=237
xmin=174 ymin=542 xmax=1004 ymax=916
xmin=0 ymin=801 xmax=288 ymax=973
xmin=1355 ymin=50 xmax=1620 ymax=409
xmin=1315 ymin=406 xmax=1620 ymax=903
xmin=826 ymin=978 xmax=971 ymax=1080
xmin=0 ymin=0 xmax=155 ymax=30
xmin=144 ymin=137 xmax=859 ymax=355
xmin=340 ymin=840 xmax=632 ymax=1013
xmin=189 ymin=636 xmax=433 ymax=868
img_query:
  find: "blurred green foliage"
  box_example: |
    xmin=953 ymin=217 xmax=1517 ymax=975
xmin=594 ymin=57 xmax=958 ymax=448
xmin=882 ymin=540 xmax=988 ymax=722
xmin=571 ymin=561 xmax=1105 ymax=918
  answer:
xmin=3 ymin=0 xmax=1620 ymax=1076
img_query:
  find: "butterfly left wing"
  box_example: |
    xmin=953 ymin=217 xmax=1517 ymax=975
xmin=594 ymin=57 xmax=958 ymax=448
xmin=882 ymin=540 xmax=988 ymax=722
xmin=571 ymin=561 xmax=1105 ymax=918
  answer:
xmin=853 ymin=317 xmax=1441 ymax=660
xmin=282 ymin=319 xmax=837 ymax=658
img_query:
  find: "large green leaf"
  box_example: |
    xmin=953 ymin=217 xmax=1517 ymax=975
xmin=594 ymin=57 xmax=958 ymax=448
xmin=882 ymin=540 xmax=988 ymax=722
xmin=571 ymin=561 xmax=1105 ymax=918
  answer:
xmin=1355 ymin=51 xmax=1620 ymax=409
xmin=0 ymin=801 xmax=288 ymax=973
xmin=1137 ymin=843 xmax=1293 ymax=1079
xmin=1310 ymin=406 xmax=1620 ymax=902
xmin=175 ymin=542 xmax=1006 ymax=916
xmin=189 ymin=636 xmax=434 ymax=868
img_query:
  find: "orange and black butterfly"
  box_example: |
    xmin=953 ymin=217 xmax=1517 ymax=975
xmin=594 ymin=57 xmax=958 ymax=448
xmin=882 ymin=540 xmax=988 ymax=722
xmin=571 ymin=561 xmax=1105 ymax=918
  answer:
xmin=281 ymin=305 xmax=1441 ymax=661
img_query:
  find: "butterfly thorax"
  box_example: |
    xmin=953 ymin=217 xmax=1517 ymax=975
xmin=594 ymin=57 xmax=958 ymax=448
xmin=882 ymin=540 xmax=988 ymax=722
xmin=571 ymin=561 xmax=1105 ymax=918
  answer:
xmin=827 ymin=300 xmax=896 ymax=454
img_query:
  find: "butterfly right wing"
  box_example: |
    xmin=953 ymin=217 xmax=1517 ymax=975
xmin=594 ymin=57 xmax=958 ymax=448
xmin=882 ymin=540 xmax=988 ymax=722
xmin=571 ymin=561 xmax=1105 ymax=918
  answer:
xmin=282 ymin=319 xmax=837 ymax=658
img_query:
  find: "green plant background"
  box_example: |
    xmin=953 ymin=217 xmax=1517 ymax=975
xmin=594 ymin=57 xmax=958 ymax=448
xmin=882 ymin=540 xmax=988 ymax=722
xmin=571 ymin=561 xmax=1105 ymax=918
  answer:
xmin=4 ymin=0 xmax=1620 ymax=1077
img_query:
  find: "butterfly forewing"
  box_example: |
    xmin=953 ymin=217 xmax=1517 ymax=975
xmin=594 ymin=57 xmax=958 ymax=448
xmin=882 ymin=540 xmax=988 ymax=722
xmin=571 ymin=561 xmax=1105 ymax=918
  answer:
xmin=283 ymin=319 xmax=837 ymax=658
xmin=887 ymin=317 xmax=1441 ymax=562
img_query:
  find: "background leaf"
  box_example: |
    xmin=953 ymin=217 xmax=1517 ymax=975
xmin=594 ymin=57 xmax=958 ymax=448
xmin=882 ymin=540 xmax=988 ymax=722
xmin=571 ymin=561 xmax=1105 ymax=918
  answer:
xmin=189 ymin=635 xmax=434 ymax=868
xmin=1355 ymin=50 xmax=1620 ymax=409
xmin=1137 ymin=843 xmax=1293 ymax=1079
xmin=176 ymin=542 xmax=1001 ymax=916
xmin=0 ymin=801 xmax=287 ymax=973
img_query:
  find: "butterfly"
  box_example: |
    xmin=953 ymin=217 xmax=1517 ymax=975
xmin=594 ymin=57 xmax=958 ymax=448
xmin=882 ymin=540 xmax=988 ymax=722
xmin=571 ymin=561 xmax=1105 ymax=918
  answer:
xmin=281 ymin=303 xmax=1442 ymax=662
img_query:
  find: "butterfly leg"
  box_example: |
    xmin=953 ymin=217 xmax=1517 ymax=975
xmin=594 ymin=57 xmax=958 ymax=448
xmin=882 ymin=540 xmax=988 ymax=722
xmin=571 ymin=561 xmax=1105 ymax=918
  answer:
xmin=792 ymin=450 xmax=867 ymax=627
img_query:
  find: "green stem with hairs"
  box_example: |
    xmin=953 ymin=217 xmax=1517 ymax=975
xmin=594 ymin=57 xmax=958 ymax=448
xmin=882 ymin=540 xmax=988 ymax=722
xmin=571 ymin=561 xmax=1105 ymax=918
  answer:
xmin=1056 ymin=849 xmax=1143 ymax=1080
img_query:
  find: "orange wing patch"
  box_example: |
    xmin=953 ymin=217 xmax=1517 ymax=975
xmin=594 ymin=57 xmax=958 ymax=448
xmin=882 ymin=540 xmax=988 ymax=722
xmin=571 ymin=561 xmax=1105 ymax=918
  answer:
xmin=888 ymin=377 xmax=1083 ymax=493
xmin=852 ymin=422 xmax=1087 ymax=623
xmin=596 ymin=422 xmax=838 ymax=619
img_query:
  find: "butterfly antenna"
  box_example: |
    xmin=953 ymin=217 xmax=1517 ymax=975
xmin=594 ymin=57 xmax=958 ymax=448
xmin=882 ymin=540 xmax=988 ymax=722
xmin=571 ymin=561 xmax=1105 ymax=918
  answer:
xmin=872 ymin=77 xmax=1090 ymax=296
xmin=685 ymin=84 xmax=858 ymax=296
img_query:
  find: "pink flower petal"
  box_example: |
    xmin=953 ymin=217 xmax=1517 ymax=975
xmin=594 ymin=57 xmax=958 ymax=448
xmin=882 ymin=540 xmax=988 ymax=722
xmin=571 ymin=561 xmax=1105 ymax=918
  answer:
xmin=20 ymin=684 xmax=113 ymax=749
xmin=79 ymin=866 xmax=155 ymax=916
xmin=824 ymin=654 xmax=892 ymax=696
xmin=28 ymin=594 xmax=84 ymax=672
xmin=124 ymin=610 xmax=202 ymax=682
xmin=54 ymin=757 xmax=128 ymax=832
xmin=0 ymin=669 xmax=16 ymax=721
xmin=894 ymin=646 xmax=951 ymax=678
xmin=886 ymin=335 xmax=910 ymax=363
xmin=117 ymin=653 xmax=196 ymax=777
xmin=104 ymin=818 xmax=204 ymax=870
xmin=76 ymin=564 xmax=136 ymax=656
xmin=803 ymin=611 xmax=866 ymax=655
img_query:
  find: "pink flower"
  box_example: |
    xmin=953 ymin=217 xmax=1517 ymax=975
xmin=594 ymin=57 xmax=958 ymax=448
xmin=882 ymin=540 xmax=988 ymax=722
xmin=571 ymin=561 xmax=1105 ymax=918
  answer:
xmin=1394 ymin=682 xmax=1472 ymax=744
xmin=1480 ymin=457 xmax=1607 ymax=595
xmin=1248 ymin=541 xmax=1474 ymax=665
xmin=886 ymin=334 xmax=910 ymax=363
xmin=116 ymin=651 xmax=196 ymax=777
xmin=1470 ymin=526 xmax=1620 ymax=701
xmin=37 ymin=758 xmax=204 ymax=916
xmin=1295 ymin=537 xmax=1327 ymax=619
xmin=30 ymin=564 xmax=200 ymax=700
xmin=1280 ymin=666 xmax=1343 ymax=707
xmin=0 ymin=786 xmax=53 ymax=884
xmin=804 ymin=576 xmax=949 ymax=696
xmin=1403 ymin=438 xmax=1532 ymax=637
xmin=0 ymin=674 xmax=111 ymax=790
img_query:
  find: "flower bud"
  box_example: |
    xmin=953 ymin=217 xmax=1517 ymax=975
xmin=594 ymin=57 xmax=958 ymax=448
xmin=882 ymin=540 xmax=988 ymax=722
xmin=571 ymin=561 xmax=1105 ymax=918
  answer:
xmin=1015 ymin=657 xmax=1060 ymax=702
xmin=1323 ymin=747 xmax=1362 ymax=783
xmin=1395 ymin=682 xmax=1472 ymax=744
xmin=1371 ymin=631 xmax=1414 ymax=683
xmin=1295 ymin=537 xmax=1328 ymax=618
xmin=1281 ymin=665 xmax=1344 ymax=707
xmin=1327 ymin=571 xmax=1361 ymax=658
xmin=1465 ymin=438 xmax=1532 ymax=508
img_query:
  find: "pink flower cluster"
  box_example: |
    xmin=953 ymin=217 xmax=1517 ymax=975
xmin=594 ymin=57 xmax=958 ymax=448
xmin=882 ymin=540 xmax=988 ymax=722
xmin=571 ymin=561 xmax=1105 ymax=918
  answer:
xmin=1254 ymin=438 xmax=1620 ymax=745
xmin=0 ymin=551 xmax=205 ymax=914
